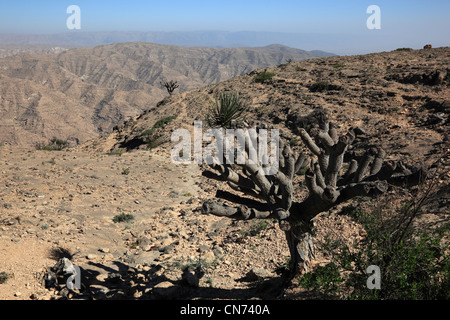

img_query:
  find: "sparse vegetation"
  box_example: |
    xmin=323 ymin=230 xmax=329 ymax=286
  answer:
xmin=300 ymin=180 xmax=449 ymax=299
xmin=299 ymin=262 xmax=342 ymax=295
xmin=332 ymin=63 xmax=346 ymax=68
xmin=141 ymin=115 xmax=177 ymax=149
xmin=113 ymin=213 xmax=135 ymax=223
xmin=153 ymin=115 xmax=178 ymax=129
xmin=309 ymin=80 xmax=331 ymax=92
xmin=141 ymin=115 xmax=178 ymax=138
xmin=36 ymin=137 xmax=68 ymax=151
xmin=106 ymin=148 xmax=125 ymax=156
xmin=254 ymin=71 xmax=276 ymax=84
xmin=121 ymin=167 xmax=130 ymax=175
xmin=0 ymin=271 xmax=10 ymax=284
xmin=160 ymin=80 xmax=179 ymax=95
xmin=240 ymin=220 xmax=273 ymax=237
xmin=205 ymin=91 xmax=248 ymax=128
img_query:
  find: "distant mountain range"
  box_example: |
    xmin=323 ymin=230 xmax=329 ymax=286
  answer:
xmin=0 ymin=31 xmax=336 ymax=56
xmin=0 ymin=41 xmax=333 ymax=147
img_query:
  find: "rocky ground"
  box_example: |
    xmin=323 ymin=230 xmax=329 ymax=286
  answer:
xmin=0 ymin=46 xmax=449 ymax=300
xmin=0 ymin=145 xmax=295 ymax=300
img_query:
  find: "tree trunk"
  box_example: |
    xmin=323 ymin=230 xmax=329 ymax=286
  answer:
xmin=283 ymin=196 xmax=329 ymax=276
xmin=285 ymin=223 xmax=315 ymax=275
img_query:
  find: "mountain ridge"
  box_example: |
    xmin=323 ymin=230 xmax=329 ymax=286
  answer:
xmin=0 ymin=41 xmax=330 ymax=147
xmin=0 ymin=31 xmax=336 ymax=56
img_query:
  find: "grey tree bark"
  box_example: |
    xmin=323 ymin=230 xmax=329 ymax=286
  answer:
xmin=201 ymin=113 xmax=426 ymax=276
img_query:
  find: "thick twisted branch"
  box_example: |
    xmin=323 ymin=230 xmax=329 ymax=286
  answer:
xmin=202 ymin=116 xmax=426 ymax=225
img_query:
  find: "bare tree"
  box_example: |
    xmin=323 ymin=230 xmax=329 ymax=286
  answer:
xmin=160 ymin=80 xmax=179 ymax=96
xmin=201 ymin=111 xmax=426 ymax=276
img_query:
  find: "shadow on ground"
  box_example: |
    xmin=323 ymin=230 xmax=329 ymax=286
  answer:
xmin=45 ymin=253 xmax=287 ymax=300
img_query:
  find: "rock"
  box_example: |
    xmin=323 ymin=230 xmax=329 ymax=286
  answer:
xmin=160 ymin=243 xmax=176 ymax=254
xmin=132 ymin=289 xmax=143 ymax=299
xmin=182 ymin=269 xmax=199 ymax=287
xmin=202 ymin=251 xmax=216 ymax=264
xmin=198 ymin=245 xmax=210 ymax=253
xmin=90 ymin=284 xmax=109 ymax=300
xmin=129 ymin=250 xmax=161 ymax=266
xmin=102 ymin=253 xmax=114 ymax=261
xmin=213 ymin=247 xmax=223 ymax=258
xmin=106 ymin=273 xmax=122 ymax=284
xmin=245 ymin=267 xmax=275 ymax=281
xmin=87 ymin=254 xmax=98 ymax=260
xmin=152 ymin=281 xmax=182 ymax=299
xmin=1 ymin=217 xmax=18 ymax=226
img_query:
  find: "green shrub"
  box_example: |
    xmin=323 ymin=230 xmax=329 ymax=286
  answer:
xmin=240 ymin=220 xmax=272 ymax=237
xmin=205 ymin=91 xmax=248 ymax=128
xmin=37 ymin=137 xmax=68 ymax=151
xmin=153 ymin=115 xmax=178 ymax=129
xmin=309 ymin=81 xmax=331 ymax=92
xmin=106 ymin=148 xmax=125 ymax=156
xmin=299 ymin=262 xmax=343 ymax=294
xmin=0 ymin=271 xmax=10 ymax=284
xmin=140 ymin=115 xmax=177 ymax=149
xmin=113 ymin=213 xmax=135 ymax=223
xmin=141 ymin=115 xmax=177 ymax=138
xmin=254 ymin=71 xmax=276 ymax=84
xmin=299 ymin=187 xmax=449 ymax=299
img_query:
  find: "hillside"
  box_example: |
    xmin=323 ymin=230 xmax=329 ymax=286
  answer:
xmin=0 ymin=42 xmax=329 ymax=147
xmin=0 ymin=47 xmax=448 ymax=301
xmin=100 ymin=47 xmax=449 ymax=167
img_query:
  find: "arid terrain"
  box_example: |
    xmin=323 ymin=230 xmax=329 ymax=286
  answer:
xmin=0 ymin=45 xmax=448 ymax=300
xmin=0 ymin=42 xmax=330 ymax=148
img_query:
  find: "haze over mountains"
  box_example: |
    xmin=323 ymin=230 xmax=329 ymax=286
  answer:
xmin=0 ymin=31 xmax=337 ymax=54
xmin=0 ymin=41 xmax=333 ymax=147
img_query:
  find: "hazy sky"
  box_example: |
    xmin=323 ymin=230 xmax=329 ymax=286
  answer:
xmin=0 ymin=0 xmax=449 ymax=54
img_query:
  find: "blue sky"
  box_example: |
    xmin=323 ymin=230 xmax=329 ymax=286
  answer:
xmin=0 ymin=0 xmax=449 ymax=54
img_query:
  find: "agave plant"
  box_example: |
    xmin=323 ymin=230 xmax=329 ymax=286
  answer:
xmin=205 ymin=91 xmax=248 ymax=128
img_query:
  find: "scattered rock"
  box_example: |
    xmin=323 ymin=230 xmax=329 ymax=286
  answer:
xmin=245 ymin=268 xmax=275 ymax=281
xmin=152 ymin=281 xmax=182 ymax=299
xmin=86 ymin=254 xmax=98 ymax=260
xmin=129 ymin=251 xmax=161 ymax=266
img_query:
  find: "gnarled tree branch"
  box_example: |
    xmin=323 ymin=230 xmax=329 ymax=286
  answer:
xmin=200 ymin=110 xmax=427 ymax=275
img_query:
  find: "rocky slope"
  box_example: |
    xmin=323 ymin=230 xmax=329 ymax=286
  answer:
xmin=103 ymin=46 xmax=449 ymax=166
xmin=0 ymin=46 xmax=448 ymax=301
xmin=0 ymin=42 xmax=328 ymax=148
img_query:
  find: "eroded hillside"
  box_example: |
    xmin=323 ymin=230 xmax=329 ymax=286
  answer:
xmin=103 ymin=47 xmax=449 ymax=169
xmin=0 ymin=42 xmax=326 ymax=148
